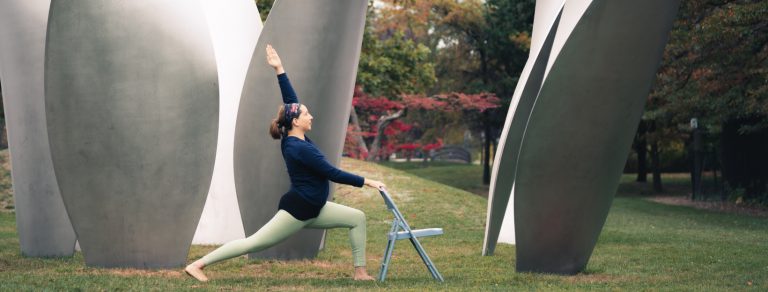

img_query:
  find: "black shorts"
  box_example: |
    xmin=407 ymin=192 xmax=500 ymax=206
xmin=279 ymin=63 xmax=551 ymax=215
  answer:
xmin=278 ymin=191 xmax=325 ymax=221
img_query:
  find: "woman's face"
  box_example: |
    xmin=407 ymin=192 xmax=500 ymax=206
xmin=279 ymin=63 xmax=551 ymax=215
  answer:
xmin=292 ymin=104 xmax=313 ymax=132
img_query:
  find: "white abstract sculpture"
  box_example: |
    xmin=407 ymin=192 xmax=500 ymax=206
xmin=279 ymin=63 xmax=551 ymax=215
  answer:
xmin=0 ymin=0 xmax=76 ymax=257
xmin=193 ymin=0 xmax=263 ymax=245
xmin=45 ymin=0 xmax=219 ymax=268
xmin=484 ymin=0 xmax=566 ymax=253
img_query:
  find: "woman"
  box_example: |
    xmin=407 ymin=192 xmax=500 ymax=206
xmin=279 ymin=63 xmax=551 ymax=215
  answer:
xmin=185 ymin=45 xmax=385 ymax=282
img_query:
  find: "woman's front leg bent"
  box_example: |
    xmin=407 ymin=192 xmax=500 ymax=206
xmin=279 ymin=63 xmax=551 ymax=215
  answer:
xmin=306 ymin=202 xmax=373 ymax=280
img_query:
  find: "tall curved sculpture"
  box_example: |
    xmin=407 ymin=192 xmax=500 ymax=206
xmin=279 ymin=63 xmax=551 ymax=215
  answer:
xmin=234 ymin=0 xmax=368 ymax=260
xmin=193 ymin=0 xmax=263 ymax=245
xmin=483 ymin=0 xmax=565 ymax=255
xmin=0 ymin=0 xmax=76 ymax=257
xmin=45 ymin=1 xmax=218 ymax=268
xmin=512 ymin=0 xmax=680 ymax=274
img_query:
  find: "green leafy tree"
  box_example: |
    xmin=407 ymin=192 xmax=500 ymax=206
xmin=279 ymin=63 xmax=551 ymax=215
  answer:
xmin=362 ymin=0 xmax=534 ymax=182
xmin=254 ymin=0 xmax=273 ymax=22
xmin=646 ymin=0 xmax=768 ymax=201
xmin=353 ymin=3 xmax=438 ymax=161
xmin=432 ymin=0 xmax=534 ymax=183
xmin=357 ymin=30 xmax=436 ymax=99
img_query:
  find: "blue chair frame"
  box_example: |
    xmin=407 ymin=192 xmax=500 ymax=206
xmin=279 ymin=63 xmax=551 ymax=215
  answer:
xmin=377 ymin=189 xmax=444 ymax=282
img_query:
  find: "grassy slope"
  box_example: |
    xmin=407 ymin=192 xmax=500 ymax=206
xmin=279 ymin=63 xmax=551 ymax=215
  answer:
xmin=0 ymin=157 xmax=766 ymax=291
xmin=377 ymin=161 xmax=487 ymax=196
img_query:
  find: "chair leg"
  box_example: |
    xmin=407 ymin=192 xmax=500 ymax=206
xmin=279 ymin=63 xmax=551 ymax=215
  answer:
xmin=379 ymin=205 xmax=443 ymax=282
xmin=379 ymin=220 xmax=401 ymax=282
xmin=408 ymin=237 xmax=444 ymax=282
xmin=378 ymin=237 xmax=396 ymax=281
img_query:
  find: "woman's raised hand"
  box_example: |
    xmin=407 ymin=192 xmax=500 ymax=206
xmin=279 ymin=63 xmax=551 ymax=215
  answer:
xmin=266 ymin=44 xmax=284 ymax=74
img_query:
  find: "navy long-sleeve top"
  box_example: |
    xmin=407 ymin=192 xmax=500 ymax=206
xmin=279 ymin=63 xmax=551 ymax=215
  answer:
xmin=276 ymin=73 xmax=364 ymax=219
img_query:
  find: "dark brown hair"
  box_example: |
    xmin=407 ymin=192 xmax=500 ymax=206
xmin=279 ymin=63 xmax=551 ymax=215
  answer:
xmin=269 ymin=105 xmax=286 ymax=140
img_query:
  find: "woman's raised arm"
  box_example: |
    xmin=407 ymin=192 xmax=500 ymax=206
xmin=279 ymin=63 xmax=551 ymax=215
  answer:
xmin=266 ymin=44 xmax=284 ymax=74
xmin=266 ymin=44 xmax=298 ymax=104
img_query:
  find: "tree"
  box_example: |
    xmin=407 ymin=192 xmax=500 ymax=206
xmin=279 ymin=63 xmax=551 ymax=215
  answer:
xmin=433 ymin=0 xmax=534 ymax=183
xmin=254 ymin=0 xmax=273 ymax=22
xmin=347 ymin=89 xmax=405 ymax=160
xmin=357 ymin=30 xmax=436 ymax=99
xmin=347 ymin=88 xmax=500 ymax=161
xmin=357 ymin=0 xmax=534 ymax=183
xmin=633 ymin=121 xmax=649 ymax=182
xmin=647 ymin=0 xmax=768 ymax=202
xmin=353 ymin=3 xmax=438 ymax=160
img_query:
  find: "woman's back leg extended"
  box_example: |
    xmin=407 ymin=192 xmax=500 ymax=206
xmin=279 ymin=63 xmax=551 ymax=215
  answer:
xmin=200 ymin=210 xmax=307 ymax=266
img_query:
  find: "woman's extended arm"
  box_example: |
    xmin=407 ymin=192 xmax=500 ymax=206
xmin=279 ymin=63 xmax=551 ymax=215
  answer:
xmin=299 ymin=145 xmax=363 ymax=187
xmin=299 ymin=144 xmax=386 ymax=190
xmin=266 ymin=44 xmax=298 ymax=104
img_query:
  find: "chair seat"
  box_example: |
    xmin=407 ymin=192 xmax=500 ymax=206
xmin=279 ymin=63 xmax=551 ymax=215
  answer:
xmin=389 ymin=228 xmax=444 ymax=240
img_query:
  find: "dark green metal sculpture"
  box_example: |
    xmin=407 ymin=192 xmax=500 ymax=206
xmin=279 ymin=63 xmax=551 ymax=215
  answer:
xmin=484 ymin=0 xmax=680 ymax=274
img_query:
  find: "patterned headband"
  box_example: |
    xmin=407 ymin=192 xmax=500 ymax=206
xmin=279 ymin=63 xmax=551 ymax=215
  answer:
xmin=281 ymin=103 xmax=302 ymax=128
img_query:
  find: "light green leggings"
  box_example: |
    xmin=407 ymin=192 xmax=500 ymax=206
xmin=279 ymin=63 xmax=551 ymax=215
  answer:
xmin=200 ymin=202 xmax=367 ymax=267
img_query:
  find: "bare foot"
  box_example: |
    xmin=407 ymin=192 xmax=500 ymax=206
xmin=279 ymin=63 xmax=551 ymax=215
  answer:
xmin=184 ymin=260 xmax=209 ymax=282
xmin=353 ymin=266 xmax=375 ymax=281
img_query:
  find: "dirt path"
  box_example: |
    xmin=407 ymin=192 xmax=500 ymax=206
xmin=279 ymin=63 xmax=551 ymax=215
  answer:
xmin=646 ymin=196 xmax=768 ymax=218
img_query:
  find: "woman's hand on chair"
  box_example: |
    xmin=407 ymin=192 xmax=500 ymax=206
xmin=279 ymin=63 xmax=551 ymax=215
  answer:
xmin=364 ymin=178 xmax=386 ymax=191
xmin=266 ymin=44 xmax=285 ymax=74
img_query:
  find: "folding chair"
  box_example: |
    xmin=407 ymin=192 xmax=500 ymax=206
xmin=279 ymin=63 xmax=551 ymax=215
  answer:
xmin=377 ymin=189 xmax=444 ymax=282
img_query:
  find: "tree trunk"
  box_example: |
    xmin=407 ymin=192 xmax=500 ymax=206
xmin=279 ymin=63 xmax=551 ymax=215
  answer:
xmin=483 ymin=113 xmax=492 ymax=185
xmin=691 ymin=127 xmax=703 ymax=200
xmin=0 ymin=82 xmax=6 ymax=150
xmin=0 ymin=119 xmax=6 ymax=150
xmin=634 ymin=121 xmax=648 ymax=182
xmin=348 ymin=106 xmax=369 ymax=158
xmin=478 ymin=42 xmax=494 ymax=186
xmin=651 ymin=140 xmax=663 ymax=193
xmin=366 ymin=109 xmax=405 ymax=161
xmin=716 ymin=167 xmax=725 ymax=201
xmin=720 ymin=118 xmax=768 ymax=201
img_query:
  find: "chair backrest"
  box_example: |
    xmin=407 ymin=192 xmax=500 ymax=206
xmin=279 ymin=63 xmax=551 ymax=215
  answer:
xmin=378 ymin=190 xmax=398 ymax=211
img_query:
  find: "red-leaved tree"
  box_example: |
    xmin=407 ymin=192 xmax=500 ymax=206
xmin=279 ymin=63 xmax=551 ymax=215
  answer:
xmin=346 ymin=85 xmax=500 ymax=162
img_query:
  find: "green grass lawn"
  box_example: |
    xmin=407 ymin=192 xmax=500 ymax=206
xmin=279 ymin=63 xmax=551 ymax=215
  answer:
xmin=377 ymin=161 xmax=488 ymax=196
xmin=0 ymin=151 xmax=13 ymax=211
xmin=0 ymin=157 xmax=766 ymax=290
